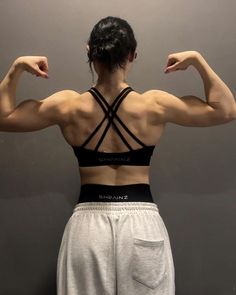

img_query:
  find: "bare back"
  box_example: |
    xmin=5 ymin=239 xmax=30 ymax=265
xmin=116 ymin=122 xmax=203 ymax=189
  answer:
xmin=58 ymin=86 xmax=165 ymax=185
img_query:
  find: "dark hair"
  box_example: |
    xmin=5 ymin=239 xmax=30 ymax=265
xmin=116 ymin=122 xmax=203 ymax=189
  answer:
xmin=87 ymin=16 xmax=137 ymax=82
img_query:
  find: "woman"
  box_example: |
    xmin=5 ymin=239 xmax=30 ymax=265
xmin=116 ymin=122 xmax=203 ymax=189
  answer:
xmin=0 ymin=16 xmax=235 ymax=295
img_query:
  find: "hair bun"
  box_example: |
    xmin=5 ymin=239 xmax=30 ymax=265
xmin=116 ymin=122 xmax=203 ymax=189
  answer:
xmin=96 ymin=40 xmax=116 ymax=58
xmin=87 ymin=16 xmax=137 ymax=74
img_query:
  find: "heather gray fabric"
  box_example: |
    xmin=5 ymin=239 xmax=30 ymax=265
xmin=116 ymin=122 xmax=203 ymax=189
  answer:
xmin=57 ymin=202 xmax=175 ymax=295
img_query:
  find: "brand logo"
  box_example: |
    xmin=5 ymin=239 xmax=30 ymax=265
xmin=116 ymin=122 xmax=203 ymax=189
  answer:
xmin=98 ymin=194 xmax=129 ymax=200
xmin=98 ymin=157 xmax=131 ymax=162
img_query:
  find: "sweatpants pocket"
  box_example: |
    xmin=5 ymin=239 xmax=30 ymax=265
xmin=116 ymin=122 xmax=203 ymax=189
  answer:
xmin=131 ymin=237 xmax=167 ymax=289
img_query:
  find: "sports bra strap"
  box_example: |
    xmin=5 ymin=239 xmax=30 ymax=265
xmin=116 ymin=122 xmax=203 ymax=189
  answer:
xmin=91 ymin=87 xmax=147 ymax=148
xmin=80 ymin=86 xmax=147 ymax=151
xmin=92 ymin=87 xmax=134 ymax=151
xmin=80 ymin=87 xmax=133 ymax=150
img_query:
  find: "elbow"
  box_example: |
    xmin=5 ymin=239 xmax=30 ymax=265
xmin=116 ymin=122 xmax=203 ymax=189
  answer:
xmin=229 ymin=103 xmax=236 ymax=119
xmin=212 ymin=106 xmax=236 ymax=125
xmin=223 ymin=105 xmax=236 ymax=122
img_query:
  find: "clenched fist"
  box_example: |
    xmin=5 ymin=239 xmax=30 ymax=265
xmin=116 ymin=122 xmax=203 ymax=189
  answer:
xmin=164 ymin=50 xmax=200 ymax=73
xmin=14 ymin=56 xmax=49 ymax=79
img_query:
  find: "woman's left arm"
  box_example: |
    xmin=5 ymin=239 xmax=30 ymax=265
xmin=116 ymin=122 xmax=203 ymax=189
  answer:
xmin=0 ymin=57 xmax=78 ymax=132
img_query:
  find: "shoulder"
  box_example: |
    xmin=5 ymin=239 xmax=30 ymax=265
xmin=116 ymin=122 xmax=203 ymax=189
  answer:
xmin=142 ymin=89 xmax=184 ymax=112
xmin=40 ymin=89 xmax=80 ymax=105
xmin=141 ymin=89 xmax=169 ymax=113
xmin=142 ymin=89 xmax=191 ymax=124
xmin=137 ymin=89 xmax=172 ymax=124
xmin=40 ymin=89 xmax=80 ymax=125
xmin=56 ymin=89 xmax=80 ymax=102
xmin=45 ymin=89 xmax=80 ymax=110
xmin=143 ymin=89 xmax=172 ymax=102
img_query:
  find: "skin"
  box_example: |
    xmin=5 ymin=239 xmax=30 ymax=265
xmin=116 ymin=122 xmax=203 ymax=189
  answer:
xmin=0 ymin=49 xmax=235 ymax=185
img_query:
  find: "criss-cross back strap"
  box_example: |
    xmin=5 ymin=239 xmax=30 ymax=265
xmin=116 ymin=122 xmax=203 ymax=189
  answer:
xmin=92 ymin=87 xmax=135 ymax=151
xmin=81 ymin=86 xmax=147 ymax=151
xmin=91 ymin=87 xmax=147 ymax=149
xmin=80 ymin=87 xmax=132 ymax=150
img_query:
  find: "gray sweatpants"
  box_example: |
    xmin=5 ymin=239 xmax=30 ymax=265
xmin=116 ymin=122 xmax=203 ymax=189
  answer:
xmin=57 ymin=202 xmax=175 ymax=295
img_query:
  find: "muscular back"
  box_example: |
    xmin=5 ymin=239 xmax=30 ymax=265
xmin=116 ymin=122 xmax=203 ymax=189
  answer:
xmin=1 ymin=83 xmax=232 ymax=185
xmin=59 ymin=89 xmax=166 ymax=185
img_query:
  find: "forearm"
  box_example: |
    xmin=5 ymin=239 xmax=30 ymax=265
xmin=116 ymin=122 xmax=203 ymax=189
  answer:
xmin=192 ymin=52 xmax=236 ymax=116
xmin=0 ymin=58 xmax=24 ymax=117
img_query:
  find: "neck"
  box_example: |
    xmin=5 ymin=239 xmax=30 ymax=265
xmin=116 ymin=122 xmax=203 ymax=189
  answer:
xmin=95 ymin=74 xmax=128 ymax=90
xmin=92 ymin=61 xmax=130 ymax=90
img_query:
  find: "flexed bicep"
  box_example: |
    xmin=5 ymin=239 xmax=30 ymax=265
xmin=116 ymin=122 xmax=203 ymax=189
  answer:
xmin=0 ymin=89 xmax=77 ymax=132
xmin=153 ymin=90 xmax=234 ymax=127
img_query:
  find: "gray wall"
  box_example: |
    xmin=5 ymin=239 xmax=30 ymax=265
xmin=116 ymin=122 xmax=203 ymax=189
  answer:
xmin=0 ymin=0 xmax=235 ymax=294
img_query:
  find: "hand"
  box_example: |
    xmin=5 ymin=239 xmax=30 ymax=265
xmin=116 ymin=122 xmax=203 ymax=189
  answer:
xmin=164 ymin=51 xmax=200 ymax=73
xmin=14 ymin=56 xmax=49 ymax=79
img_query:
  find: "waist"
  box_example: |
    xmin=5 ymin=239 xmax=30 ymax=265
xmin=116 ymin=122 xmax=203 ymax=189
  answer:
xmin=77 ymin=183 xmax=154 ymax=203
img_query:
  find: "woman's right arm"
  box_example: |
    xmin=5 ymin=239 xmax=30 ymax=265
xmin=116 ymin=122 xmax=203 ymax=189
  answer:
xmin=153 ymin=51 xmax=236 ymax=127
xmin=0 ymin=57 xmax=79 ymax=132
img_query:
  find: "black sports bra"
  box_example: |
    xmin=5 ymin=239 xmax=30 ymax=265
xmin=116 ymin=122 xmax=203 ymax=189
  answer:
xmin=71 ymin=86 xmax=155 ymax=167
